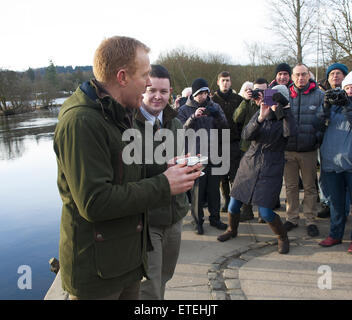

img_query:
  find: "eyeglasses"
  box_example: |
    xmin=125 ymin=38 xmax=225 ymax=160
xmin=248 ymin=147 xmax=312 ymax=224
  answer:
xmin=293 ymin=72 xmax=308 ymax=78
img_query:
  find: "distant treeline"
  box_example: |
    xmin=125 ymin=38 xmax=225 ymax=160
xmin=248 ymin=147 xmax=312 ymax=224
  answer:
xmin=1 ymin=50 xmax=351 ymax=116
xmin=155 ymin=49 xmax=347 ymax=94
xmin=34 ymin=65 xmax=93 ymax=76
xmin=0 ymin=60 xmax=94 ymax=115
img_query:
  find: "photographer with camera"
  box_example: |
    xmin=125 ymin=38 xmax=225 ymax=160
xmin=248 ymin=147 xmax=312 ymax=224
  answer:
xmin=283 ymin=63 xmax=325 ymax=238
xmin=318 ymin=62 xmax=348 ymax=92
xmin=233 ymin=78 xmax=268 ymax=222
xmin=177 ymin=78 xmax=228 ymax=235
xmin=318 ymin=71 xmax=352 ymax=253
xmin=217 ymin=85 xmax=297 ymax=255
xmin=317 ymin=63 xmax=349 ymax=219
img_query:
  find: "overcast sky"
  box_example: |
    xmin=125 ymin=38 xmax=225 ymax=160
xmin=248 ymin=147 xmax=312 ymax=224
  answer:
xmin=1 ymin=0 xmax=275 ymax=71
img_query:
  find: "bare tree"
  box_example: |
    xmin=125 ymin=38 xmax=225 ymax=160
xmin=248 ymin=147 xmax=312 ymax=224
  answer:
xmin=156 ymin=48 xmax=230 ymax=94
xmin=323 ymin=0 xmax=352 ymax=61
xmin=0 ymin=70 xmax=34 ymax=114
xmin=269 ymin=0 xmax=318 ymax=63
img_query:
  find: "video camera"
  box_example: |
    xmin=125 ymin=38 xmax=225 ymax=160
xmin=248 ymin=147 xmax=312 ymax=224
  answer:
xmin=326 ymin=88 xmax=349 ymax=106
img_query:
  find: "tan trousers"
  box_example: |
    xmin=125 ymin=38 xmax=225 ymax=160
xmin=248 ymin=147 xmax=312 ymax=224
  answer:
xmin=284 ymin=150 xmax=317 ymax=226
xmin=140 ymin=219 xmax=182 ymax=300
xmin=68 ymin=281 xmax=140 ymax=300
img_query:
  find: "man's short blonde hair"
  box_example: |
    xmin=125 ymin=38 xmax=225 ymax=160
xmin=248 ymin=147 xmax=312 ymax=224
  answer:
xmin=93 ymin=36 xmax=150 ymax=84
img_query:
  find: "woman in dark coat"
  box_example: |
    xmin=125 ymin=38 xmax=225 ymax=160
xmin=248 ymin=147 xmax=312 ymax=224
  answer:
xmin=217 ymin=85 xmax=297 ymax=254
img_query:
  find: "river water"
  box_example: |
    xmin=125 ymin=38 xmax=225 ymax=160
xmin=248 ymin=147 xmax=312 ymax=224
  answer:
xmin=0 ymin=107 xmax=62 ymax=299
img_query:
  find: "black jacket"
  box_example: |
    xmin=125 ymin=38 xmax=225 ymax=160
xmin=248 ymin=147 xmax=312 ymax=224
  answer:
xmin=212 ymin=89 xmax=243 ymax=143
xmin=177 ymin=95 xmax=228 ymax=165
xmin=286 ymin=80 xmax=325 ymax=152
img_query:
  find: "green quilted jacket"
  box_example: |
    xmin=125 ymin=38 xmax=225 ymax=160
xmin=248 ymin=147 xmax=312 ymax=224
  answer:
xmin=53 ymin=80 xmax=171 ymax=298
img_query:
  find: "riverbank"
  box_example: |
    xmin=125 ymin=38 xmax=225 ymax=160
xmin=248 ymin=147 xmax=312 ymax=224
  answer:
xmin=0 ymin=97 xmax=67 ymax=116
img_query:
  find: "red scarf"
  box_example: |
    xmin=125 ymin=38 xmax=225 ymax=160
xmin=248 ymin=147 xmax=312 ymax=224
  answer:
xmin=290 ymin=81 xmax=316 ymax=98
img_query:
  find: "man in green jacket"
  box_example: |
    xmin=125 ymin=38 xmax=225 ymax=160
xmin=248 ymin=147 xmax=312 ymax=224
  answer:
xmin=135 ymin=64 xmax=189 ymax=300
xmin=53 ymin=36 xmax=201 ymax=300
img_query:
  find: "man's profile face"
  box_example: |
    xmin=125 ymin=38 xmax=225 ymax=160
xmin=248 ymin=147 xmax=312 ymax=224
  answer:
xmin=292 ymin=65 xmax=310 ymax=89
xmin=328 ymin=69 xmax=345 ymax=88
xmin=123 ymin=47 xmax=152 ymax=109
xmin=142 ymin=77 xmax=171 ymax=116
xmin=217 ymin=76 xmax=231 ymax=93
xmin=276 ymin=71 xmax=290 ymax=86
xmin=194 ymin=91 xmax=208 ymax=105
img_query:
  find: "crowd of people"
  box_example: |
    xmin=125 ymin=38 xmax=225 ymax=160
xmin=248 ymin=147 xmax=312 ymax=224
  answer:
xmin=173 ymin=62 xmax=352 ymax=250
xmin=54 ymin=35 xmax=352 ymax=300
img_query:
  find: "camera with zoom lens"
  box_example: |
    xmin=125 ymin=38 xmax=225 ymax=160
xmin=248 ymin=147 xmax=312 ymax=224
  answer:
xmin=326 ymin=88 xmax=349 ymax=106
xmin=251 ymin=88 xmax=264 ymax=99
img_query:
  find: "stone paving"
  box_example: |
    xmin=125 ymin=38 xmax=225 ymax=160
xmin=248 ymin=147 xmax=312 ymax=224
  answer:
xmin=45 ymin=190 xmax=352 ymax=300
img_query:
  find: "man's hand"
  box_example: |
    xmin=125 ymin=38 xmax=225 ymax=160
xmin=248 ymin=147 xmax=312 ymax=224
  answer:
xmin=163 ymin=162 xmax=202 ymax=195
xmin=244 ymin=89 xmax=252 ymax=100
xmin=167 ymin=153 xmax=191 ymax=168
xmin=194 ymin=107 xmax=207 ymax=118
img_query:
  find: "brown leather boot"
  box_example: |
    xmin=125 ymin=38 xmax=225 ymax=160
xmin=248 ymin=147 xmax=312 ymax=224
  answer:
xmin=267 ymin=214 xmax=290 ymax=254
xmin=217 ymin=213 xmax=240 ymax=242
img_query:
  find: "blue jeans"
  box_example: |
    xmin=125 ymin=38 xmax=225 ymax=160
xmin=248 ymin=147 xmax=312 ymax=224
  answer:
xmin=228 ymin=197 xmax=276 ymax=223
xmin=320 ymin=170 xmax=352 ymax=240
xmin=319 ymin=175 xmax=350 ymax=216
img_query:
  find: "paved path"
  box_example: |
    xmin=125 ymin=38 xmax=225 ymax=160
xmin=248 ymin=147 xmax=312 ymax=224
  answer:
xmin=164 ymin=199 xmax=352 ymax=300
xmin=45 ymin=192 xmax=352 ymax=300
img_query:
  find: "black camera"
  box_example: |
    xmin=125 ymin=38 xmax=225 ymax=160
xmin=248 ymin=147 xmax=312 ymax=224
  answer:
xmin=251 ymin=88 xmax=264 ymax=99
xmin=203 ymin=105 xmax=220 ymax=117
xmin=203 ymin=108 xmax=211 ymax=116
xmin=326 ymin=88 xmax=349 ymax=106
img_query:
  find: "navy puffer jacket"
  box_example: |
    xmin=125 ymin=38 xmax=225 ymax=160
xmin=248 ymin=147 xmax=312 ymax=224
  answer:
xmin=285 ymin=80 xmax=325 ymax=152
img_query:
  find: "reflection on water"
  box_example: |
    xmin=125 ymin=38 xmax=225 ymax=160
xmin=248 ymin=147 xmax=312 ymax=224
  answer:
xmin=0 ymin=107 xmax=61 ymax=299
xmin=0 ymin=108 xmax=59 ymax=161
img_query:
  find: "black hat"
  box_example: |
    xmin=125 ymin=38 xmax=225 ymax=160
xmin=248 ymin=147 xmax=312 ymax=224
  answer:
xmin=192 ymin=78 xmax=210 ymax=97
xmin=276 ymin=63 xmax=292 ymax=76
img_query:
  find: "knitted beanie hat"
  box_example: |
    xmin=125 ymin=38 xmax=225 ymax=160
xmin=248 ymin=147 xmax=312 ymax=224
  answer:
xmin=342 ymin=71 xmax=352 ymax=89
xmin=326 ymin=63 xmax=348 ymax=78
xmin=192 ymin=78 xmax=210 ymax=97
xmin=272 ymin=84 xmax=290 ymax=101
xmin=276 ymin=63 xmax=291 ymax=76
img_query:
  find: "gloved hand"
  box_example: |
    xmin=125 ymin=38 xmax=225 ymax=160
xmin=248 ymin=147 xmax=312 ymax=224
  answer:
xmin=338 ymin=91 xmax=349 ymax=107
xmin=273 ymin=105 xmax=285 ymax=120
xmin=272 ymin=92 xmax=289 ymax=108
xmin=206 ymin=105 xmax=220 ymax=118
xmin=323 ymin=93 xmax=332 ymax=115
